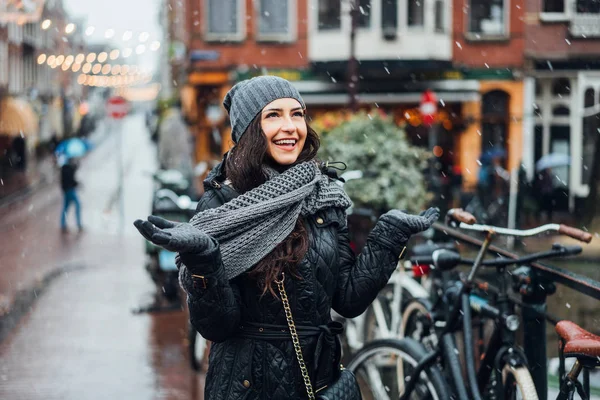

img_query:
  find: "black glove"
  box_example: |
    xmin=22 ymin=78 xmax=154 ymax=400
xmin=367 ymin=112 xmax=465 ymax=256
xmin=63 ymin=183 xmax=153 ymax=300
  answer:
xmin=379 ymin=207 xmax=440 ymax=244
xmin=133 ymin=215 xmax=213 ymax=254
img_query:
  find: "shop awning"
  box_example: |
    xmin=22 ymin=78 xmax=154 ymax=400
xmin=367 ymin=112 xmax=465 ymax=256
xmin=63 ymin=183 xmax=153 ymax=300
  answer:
xmin=292 ymin=79 xmax=481 ymax=106
xmin=301 ymin=91 xmax=480 ymax=106
xmin=0 ymin=97 xmax=39 ymax=137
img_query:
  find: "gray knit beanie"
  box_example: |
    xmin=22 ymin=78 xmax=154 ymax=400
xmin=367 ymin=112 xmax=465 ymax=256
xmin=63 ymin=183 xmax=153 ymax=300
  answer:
xmin=223 ymin=76 xmax=306 ymax=143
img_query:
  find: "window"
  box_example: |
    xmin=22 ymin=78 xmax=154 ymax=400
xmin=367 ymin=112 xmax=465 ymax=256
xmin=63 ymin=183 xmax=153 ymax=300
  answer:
xmin=435 ymin=0 xmax=445 ymax=32
xmin=584 ymin=88 xmax=595 ymax=107
xmin=582 ymin=113 xmax=600 ymax=184
xmin=357 ymin=0 xmax=371 ymax=28
xmin=544 ymin=0 xmax=565 ymax=13
xmin=577 ymin=0 xmax=600 ymax=13
xmin=318 ymin=0 xmax=341 ymax=30
xmin=552 ymin=78 xmax=571 ymax=96
xmin=205 ymin=0 xmax=244 ymax=40
xmin=381 ymin=0 xmax=398 ymax=38
xmin=408 ymin=0 xmax=424 ymax=27
xmin=257 ymin=0 xmax=294 ymax=41
xmin=468 ymin=0 xmax=506 ymax=36
xmin=552 ymin=105 xmax=570 ymax=116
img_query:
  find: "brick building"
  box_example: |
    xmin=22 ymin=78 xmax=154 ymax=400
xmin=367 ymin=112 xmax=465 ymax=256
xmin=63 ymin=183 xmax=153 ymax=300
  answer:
xmin=177 ymin=0 xmax=310 ymax=166
xmin=450 ymin=0 xmax=527 ymax=188
xmin=521 ymin=0 xmax=600 ymax=211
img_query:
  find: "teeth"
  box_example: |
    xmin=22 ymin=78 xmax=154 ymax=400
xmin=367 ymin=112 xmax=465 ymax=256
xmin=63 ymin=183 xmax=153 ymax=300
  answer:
xmin=274 ymin=139 xmax=296 ymax=145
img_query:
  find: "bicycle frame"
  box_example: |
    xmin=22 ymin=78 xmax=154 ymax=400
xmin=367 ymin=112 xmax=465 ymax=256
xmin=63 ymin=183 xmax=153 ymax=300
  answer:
xmin=400 ymin=230 xmax=496 ymax=400
xmin=432 ymin=222 xmax=600 ymax=400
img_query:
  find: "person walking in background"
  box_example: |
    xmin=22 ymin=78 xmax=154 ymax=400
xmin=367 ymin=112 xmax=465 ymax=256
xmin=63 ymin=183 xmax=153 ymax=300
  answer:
xmin=538 ymin=167 xmax=554 ymax=223
xmin=134 ymin=75 xmax=439 ymax=400
xmin=60 ymin=158 xmax=82 ymax=233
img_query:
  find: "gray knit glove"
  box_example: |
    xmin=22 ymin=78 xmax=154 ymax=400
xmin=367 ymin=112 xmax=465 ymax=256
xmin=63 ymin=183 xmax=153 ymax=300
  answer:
xmin=379 ymin=207 xmax=440 ymax=244
xmin=133 ymin=215 xmax=213 ymax=254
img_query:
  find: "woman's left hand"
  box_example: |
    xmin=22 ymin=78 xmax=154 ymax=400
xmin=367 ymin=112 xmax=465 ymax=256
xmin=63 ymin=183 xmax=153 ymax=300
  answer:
xmin=379 ymin=207 xmax=440 ymax=243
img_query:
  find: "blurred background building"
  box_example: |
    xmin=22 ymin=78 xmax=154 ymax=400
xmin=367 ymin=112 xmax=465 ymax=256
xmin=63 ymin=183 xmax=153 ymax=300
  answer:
xmin=156 ymin=0 xmax=600 ymax=215
xmin=0 ymin=0 xmax=88 ymax=183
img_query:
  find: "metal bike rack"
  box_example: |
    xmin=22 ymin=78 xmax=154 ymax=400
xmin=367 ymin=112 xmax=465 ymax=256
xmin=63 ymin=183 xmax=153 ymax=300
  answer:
xmin=432 ymin=222 xmax=600 ymax=399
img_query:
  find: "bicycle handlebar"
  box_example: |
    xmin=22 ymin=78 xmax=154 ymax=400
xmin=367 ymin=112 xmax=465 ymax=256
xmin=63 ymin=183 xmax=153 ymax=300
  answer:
xmin=558 ymin=224 xmax=593 ymax=243
xmin=456 ymin=222 xmax=593 ymax=243
xmin=445 ymin=208 xmax=476 ymax=225
xmin=409 ymin=245 xmax=582 ymax=270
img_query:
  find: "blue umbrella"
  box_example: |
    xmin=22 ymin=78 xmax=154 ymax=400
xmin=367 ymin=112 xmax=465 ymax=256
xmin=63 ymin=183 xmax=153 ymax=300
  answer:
xmin=480 ymin=148 xmax=507 ymax=163
xmin=55 ymin=138 xmax=93 ymax=159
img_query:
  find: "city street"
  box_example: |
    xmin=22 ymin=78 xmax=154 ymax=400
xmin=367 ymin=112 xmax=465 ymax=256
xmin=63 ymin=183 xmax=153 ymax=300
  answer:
xmin=0 ymin=114 xmax=204 ymax=399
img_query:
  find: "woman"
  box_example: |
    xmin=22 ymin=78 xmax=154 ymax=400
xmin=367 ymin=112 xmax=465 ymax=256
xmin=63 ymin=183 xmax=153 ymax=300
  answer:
xmin=134 ymin=76 xmax=439 ymax=400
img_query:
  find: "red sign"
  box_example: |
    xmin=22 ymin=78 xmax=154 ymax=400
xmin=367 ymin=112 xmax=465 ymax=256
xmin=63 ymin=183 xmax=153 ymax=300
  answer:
xmin=419 ymin=90 xmax=438 ymax=127
xmin=106 ymin=96 xmax=130 ymax=119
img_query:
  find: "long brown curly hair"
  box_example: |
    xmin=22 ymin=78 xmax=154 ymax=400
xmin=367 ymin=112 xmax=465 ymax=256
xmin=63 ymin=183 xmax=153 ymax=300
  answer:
xmin=225 ymin=115 xmax=320 ymax=297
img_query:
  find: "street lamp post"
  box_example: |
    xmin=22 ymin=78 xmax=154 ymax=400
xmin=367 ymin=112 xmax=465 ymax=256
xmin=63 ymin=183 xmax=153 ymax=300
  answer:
xmin=348 ymin=0 xmax=359 ymax=112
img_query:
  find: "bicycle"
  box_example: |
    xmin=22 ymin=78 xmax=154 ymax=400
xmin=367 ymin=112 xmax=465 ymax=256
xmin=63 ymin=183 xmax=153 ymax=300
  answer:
xmin=347 ymin=208 xmax=592 ymax=400
xmin=554 ymin=320 xmax=600 ymax=400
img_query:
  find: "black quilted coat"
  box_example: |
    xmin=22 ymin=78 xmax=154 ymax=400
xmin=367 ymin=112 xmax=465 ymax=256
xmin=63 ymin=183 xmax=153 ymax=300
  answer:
xmin=179 ymin=160 xmax=408 ymax=400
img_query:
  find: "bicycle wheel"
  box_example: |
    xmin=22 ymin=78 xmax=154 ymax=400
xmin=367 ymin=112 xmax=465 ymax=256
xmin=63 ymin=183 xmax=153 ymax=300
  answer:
xmin=347 ymin=338 xmax=449 ymax=400
xmin=400 ymin=298 xmax=437 ymax=351
xmin=189 ymin=324 xmax=208 ymax=371
xmin=363 ymin=285 xmax=414 ymax=342
xmin=501 ymin=365 xmax=539 ymax=400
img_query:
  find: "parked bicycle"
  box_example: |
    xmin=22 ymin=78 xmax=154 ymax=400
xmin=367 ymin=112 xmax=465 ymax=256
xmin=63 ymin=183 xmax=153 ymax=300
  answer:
xmin=347 ymin=208 xmax=592 ymax=400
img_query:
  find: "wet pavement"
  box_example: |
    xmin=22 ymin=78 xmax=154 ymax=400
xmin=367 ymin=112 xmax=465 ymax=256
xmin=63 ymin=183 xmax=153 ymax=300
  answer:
xmin=0 ymin=113 xmax=204 ymax=399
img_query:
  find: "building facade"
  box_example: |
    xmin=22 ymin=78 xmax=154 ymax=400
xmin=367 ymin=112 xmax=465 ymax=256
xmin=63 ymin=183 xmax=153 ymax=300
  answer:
xmin=0 ymin=0 xmax=86 ymax=180
xmin=180 ymin=0 xmax=310 ymax=166
xmin=522 ymin=0 xmax=600 ymax=211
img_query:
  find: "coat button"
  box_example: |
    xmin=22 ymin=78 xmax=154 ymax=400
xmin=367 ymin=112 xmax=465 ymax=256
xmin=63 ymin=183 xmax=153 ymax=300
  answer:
xmin=243 ymin=380 xmax=251 ymax=388
xmin=316 ymin=217 xmax=324 ymax=225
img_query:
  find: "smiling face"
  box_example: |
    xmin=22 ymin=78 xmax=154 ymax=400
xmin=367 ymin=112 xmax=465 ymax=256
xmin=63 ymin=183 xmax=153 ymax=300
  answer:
xmin=260 ymin=98 xmax=307 ymax=166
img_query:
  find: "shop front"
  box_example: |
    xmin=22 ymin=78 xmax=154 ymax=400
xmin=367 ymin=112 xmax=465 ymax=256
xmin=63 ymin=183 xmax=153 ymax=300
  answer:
xmin=523 ymin=69 xmax=600 ymax=211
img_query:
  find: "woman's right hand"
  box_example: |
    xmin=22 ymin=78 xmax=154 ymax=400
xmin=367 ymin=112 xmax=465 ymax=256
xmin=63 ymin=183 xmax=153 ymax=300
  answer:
xmin=134 ymin=215 xmax=214 ymax=254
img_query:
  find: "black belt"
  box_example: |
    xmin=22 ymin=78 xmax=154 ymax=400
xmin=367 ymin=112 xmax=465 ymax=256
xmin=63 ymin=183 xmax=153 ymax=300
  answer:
xmin=237 ymin=321 xmax=344 ymax=340
xmin=237 ymin=321 xmax=344 ymax=388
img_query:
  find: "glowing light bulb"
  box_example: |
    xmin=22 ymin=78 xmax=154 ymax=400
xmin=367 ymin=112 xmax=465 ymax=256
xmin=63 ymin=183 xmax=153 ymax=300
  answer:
xmin=37 ymin=54 xmax=47 ymax=64
xmin=122 ymin=31 xmax=132 ymax=41
xmin=110 ymin=49 xmax=120 ymax=60
xmin=122 ymin=48 xmax=132 ymax=58
xmin=65 ymin=23 xmax=75 ymax=34
xmin=86 ymin=53 xmax=97 ymax=63
xmin=150 ymin=41 xmax=161 ymax=51
xmin=97 ymin=52 xmax=108 ymax=63
xmin=82 ymin=63 xmax=92 ymax=74
xmin=85 ymin=26 xmax=95 ymax=36
xmin=105 ymin=29 xmax=115 ymax=39
xmin=41 ymin=19 xmax=52 ymax=30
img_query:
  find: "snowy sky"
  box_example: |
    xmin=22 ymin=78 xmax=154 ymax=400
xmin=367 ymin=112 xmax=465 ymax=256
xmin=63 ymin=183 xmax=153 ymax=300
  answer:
xmin=63 ymin=0 xmax=162 ymax=72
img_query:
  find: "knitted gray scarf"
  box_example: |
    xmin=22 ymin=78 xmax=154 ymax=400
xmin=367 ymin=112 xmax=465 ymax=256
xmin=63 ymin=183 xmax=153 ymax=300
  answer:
xmin=178 ymin=161 xmax=352 ymax=280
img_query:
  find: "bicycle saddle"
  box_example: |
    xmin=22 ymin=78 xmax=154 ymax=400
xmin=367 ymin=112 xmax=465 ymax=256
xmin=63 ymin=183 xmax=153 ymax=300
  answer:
xmin=556 ymin=320 xmax=600 ymax=366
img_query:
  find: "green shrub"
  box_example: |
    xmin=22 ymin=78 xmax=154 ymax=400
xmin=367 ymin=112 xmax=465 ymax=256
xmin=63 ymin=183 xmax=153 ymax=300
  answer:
xmin=319 ymin=112 xmax=430 ymax=213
